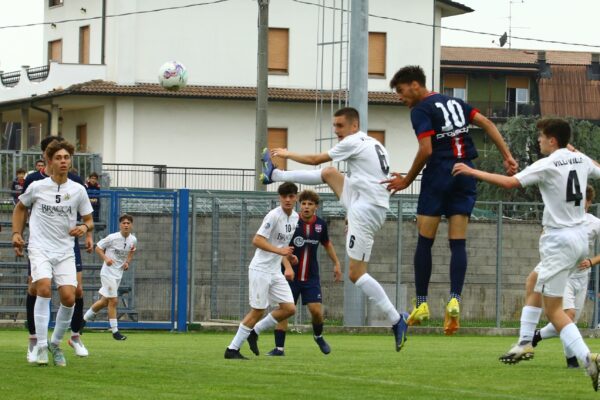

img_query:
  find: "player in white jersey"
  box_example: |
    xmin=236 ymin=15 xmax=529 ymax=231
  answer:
xmin=260 ymin=107 xmax=409 ymax=352
xmin=531 ymin=185 xmax=600 ymax=368
xmin=224 ymin=182 xmax=300 ymax=359
xmin=453 ymin=118 xmax=600 ymax=391
xmin=12 ymin=140 xmax=94 ymax=367
xmin=83 ymin=214 xmax=137 ymax=340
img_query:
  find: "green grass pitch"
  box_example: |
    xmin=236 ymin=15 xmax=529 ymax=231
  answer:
xmin=1 ymin=329 xmax=600 ymax=400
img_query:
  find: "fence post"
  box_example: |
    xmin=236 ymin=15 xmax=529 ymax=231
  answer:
xmin=210 ymin=197 xmax=219 ymax=318
xmin=395 ymin=197 xmax=403 ymax=310
xmin=189 ymin=192 xmax=197 ymax=324
xmin=239 ymin=199 xmax=248 ymax=319
xmin=177 ymin=189 xmax=189 ymax=332
xmin=496 ymin=201 xmax=503 ymax=328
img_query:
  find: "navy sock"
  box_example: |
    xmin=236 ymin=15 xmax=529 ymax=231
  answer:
xmin=416 ymin=295 xmax=428 ymax=307
xmin=414 ymin=235 xmax=434 ymax=298
xmin=449 ymin=239 xmax=467 ymax=296
xmin=71 ymin=297 xmax=84 ymax=333
xmin=274 ymin=329 xmax=286 ymax=348
xmin=312 ymin=323 xmax=323 ymax=337
xmin=450 ymin=293 xmax=462 ymax=302
xmin=26 ymin=293 xmax=36 ymax=335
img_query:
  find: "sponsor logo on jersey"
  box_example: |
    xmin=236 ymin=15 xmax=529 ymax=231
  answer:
xmin=553 ymin=157 xmax=583 ymax=167
xmin=63 ymin=193 xmax=71 ymax=201
xmin=294 ymin=237 xmax=305 ymax=247
xmin=315 ymin=224 xmax=322 ymax=233
xmin=435 ymin=126 xmax=468 ymax=139
xmin=41 ymin=204 xmax=73 ymax=217
xmin=264 ymin=223 xmax=271 ymax=229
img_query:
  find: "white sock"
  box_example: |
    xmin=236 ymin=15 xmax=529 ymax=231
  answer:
xmin=51 ymin=304 xmax=74 ymax=345
xmin=518 ymin=306 xmax=542 ymax=343
xmin=272 ymin=169 xmax=324 ymax=185
xmin=109 ymin=319 xmax=118 ymax=333
xmin=34 ymin=296 xmax=51 ymax=348
xmin=253 ymin=313 xmax=278 ymax=335
xmin=560 ymin=323 xmax=590 ymax=365
xmin=540 ymin=322 xmax=558 ymax=339
xmin=228 ymin=323 xmax=252 ymax=350
xmin=84 ymin=308 xmax=96 ymax=321
xmin=355 ymin=273 xmax=400 ymax=325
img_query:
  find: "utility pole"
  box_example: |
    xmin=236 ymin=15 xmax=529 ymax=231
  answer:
xmin=255 ymin=0 xmax=269 ymax=191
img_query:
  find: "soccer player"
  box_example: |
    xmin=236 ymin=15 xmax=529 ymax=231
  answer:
xmin=83 ymin=214 xmax=137 ymax=341
xmin=452 ymin=118 xmax=600 ymax=390
xmin=22 ymin=136 xmax=93 ymax=362
xmin=266 ymin=189 xmax=342 ymax=356
xmin=385 ymin=65 xmax=518 ymax=335
xmin=11 ymin=168 xmax=26 ymax=205
xmin=12 ymin=140 xmax=94 ymax=367
xmin=261 ymin=107 xmax=409 ymax=352
xmin=224 ymin=182 xmax=300 ymax=359
xmin=531 ymin=185 xmax=600 ymax=368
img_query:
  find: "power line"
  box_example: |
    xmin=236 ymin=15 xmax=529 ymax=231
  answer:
xmin=291 ymin=0 xmax=600 ymax=49
xmin=0 ymin=0 xmax=231 ymax=30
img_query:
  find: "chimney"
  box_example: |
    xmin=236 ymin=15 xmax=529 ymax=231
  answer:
xmin=589 ymin=53 xmax=600 ymax=80
xmin=537 ymin=51 xmax=551 ymax=79
xmin=537 ymin=51 xmax=546 ymax=63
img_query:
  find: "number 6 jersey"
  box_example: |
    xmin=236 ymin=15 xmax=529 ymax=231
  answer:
xmin=410 ymin=92 xmax=479 ymax=161
xmin=515 ymin=148 xmax=600 ymax=228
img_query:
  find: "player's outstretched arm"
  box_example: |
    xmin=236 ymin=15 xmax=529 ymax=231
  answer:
xmin=11 ymin=202 xmax=27 ymax=257
xmin=323 ymin=241 xmax=342 ymax=282
xmin=472 ymin=113 xmax=518 ymax=176
xmin=383 ymin=136 xmax=432 ymax=194
xmin=95 ymin=245 xmax=114 ymax=266
xmin=271 ymin=148 xmax=332 ymax=166
xmin=452 ymin=163 xmax=521 ymax=189
xmin=579 ymin=255 xmax=600 ymax=270
xmin=252 ymin=234 xmax=294 ymax=257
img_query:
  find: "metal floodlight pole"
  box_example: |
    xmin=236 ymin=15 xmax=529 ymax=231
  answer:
xmin=255 ymin=0 xmax=269 ymax=191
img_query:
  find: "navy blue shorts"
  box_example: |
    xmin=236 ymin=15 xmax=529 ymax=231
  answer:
xmin=289 ymin=280 xmax=322 ymax=305
xmin=417 ymin=158 xmax=477 ymax=217
xmin=27 ymin=238 xmax=82 ymax=275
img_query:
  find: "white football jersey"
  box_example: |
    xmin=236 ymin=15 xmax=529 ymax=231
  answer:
xmin=19 ymin=177 xmax=93 ymax=253
xmin=97 ymin=232 xmax=137 ymax=279
xmin=249 ymin=206 xmax=299 ymax=273
xmin=571 ymin=213 xmax=600 ymax=278
xmin=328 ymin=131 xmax=391 ymax=209
xmin=515 ymin=148 xmax=600 ymax=229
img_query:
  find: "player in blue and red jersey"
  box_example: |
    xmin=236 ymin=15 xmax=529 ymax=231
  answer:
xmin=21 ymin=136 xmax=94 ymax=362
xmin=385 ymin=65 xmax=518 ymax=335
xmin=267 ymin=190 xmax=342 ymax=356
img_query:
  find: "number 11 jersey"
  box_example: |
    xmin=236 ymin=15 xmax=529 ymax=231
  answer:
xmin=410 ymin=92 xmax=479 ymax=161
xmin=515 ymin=148 xmax=600 ymax=228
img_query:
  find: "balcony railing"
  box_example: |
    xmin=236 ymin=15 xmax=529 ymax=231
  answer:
xmin=469 ymin=101 xmax=538 ymax=119
xmin=26 ymin=65 xmax=50 ymax=82
xmin=0 ymin=70 xmax=20 ymax=87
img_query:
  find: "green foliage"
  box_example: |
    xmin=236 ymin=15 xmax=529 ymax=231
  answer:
xmin=475 ymin=116 xmax=600 ymax=202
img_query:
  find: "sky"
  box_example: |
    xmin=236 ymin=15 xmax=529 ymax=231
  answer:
xmin=0 ymin=0 xmax=598 ymax=72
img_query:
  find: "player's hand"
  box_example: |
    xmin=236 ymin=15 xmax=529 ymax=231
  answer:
xmin=503 ymin=157 xmax=519 ymax=176
xmin=579 ymin=258 xmax=593 ymax=270
xmin=333 ymin=265 xmax=342 ymax=282
xmin=123 ymin=261 xmax=129 ymax=271
xmin=271 ymin=148 xmax=290 ymax=159
xmin=85 ymin=235 xmax=93 ymax=253
xmin=288 ymin=254 xmax=299 ymax=265
xmin=381 ymin=172 xmax=409 ymax=195
xmin=69 ymin=225 xmax=88 ymax=238
xmin=284 ymin=267 xmax=295 ymax=281
xmin=452 ymin=163 xmax=472 ymax=177
xmin=105 ymin=258 xmax=114 ymax=266
xmin=12 ymin=233 xmax=25 ymax=257
xmin=279 ymin=246 xmax=294 ymax=257
xmin=130 ymin=246 xmax=136 ymax=254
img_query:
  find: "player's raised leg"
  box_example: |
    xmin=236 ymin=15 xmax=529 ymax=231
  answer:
xmin=68 ymin=268 xmax=88 ymax=356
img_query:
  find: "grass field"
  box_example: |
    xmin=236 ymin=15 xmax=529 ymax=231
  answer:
xmin=2 ymin=329 xmax=600 ymax=400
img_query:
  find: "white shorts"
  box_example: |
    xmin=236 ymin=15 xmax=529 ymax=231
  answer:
xmin=340 ymin=179 xmax=386 ymax=262
xmin=533 ymin=226 xmax=588 ymax=297
xmin=28 ymin=248 xmax=77 ymax=288
xmin=563 ymin=274 xmax=588 ymax=321
xmin=248 ymin=269 xmax=294 ymax=309
xmin=99 ymin=275 xmax=122 ymax=298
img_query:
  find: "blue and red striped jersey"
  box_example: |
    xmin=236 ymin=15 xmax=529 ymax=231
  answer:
xmin=288 ymin=215 xmax=330 ymax=283
xmin=410 ymin=92 xmax=479 ymax=160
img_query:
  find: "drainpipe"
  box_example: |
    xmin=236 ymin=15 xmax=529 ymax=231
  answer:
xmin=101 ymin=0 xmax=107 ymax=64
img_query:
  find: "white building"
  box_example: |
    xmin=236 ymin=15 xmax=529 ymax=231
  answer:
xmin=0 ymin=0 xmax=472 ymax=188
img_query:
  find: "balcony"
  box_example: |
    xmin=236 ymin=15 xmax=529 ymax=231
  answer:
xmin=468 ymin=101 xmax=538 ymax=120
xmin=0 ymin=62 xmax=106 ymax=103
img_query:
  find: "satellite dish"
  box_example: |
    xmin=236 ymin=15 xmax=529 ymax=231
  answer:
xmin=499 ymin=32 xmax=508 ymax=47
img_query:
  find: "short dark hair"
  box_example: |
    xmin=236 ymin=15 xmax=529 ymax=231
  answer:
xmin=45 ymin=140 xmax=75 ymax=160
xmin=334 ymin=107 xmax=360 ymax=125
xmin=35 ymin=159 xmax=45 ymax=165
xmin=41 ymin=135 xmax=64 ymax=152
xmin=119 ymin=213 xmax=134 ymax=223
xmin=587 ymin=185 xmax=596 ymax=203
xmin=389 ymin=65 xmax=426 ymax=89
xmin=536 ymin=118 xmax=571 ymax=148
xmin=299 ymin=189 xmax=320 ymax=205
xmin=278 ymin=182 xmax=298 ymax=196
xmin=16 ymin=168 xmax=26 ymax=174
xmin=89 ymin=172 xmax=99 ymax=179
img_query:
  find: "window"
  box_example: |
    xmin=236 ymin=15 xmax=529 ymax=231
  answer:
xmin=506 ymin=76 xmax=530 ymax=116
xmin=76 ymin=124 xmax=87 ymax=152
xmin=268 ymin=28 xmax=289 ymax=74
xmin=268 ymin=128 xmax=288 ymax=169
xmin=48 ymin=39 xmax=62 ymax=63
xmin=368 ymin=130 xmax=385 ymax=146
xmin=368 ymin=32 xmax=386 ymax=77
xmin=79 ymin=26 xmax=90 ymax=64
xmin=49 ymin=0 xmax=63 ymax=7
xmin=442 ymin=74 xmax=467 ymax=101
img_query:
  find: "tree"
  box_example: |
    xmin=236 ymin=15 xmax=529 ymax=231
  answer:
xmin=475 ymin=116 xmax=600 ymax=203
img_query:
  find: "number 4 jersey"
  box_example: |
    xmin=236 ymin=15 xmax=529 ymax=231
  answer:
xmin=410 ymin=92 xmax=479 ymax=161
xmin=515 ymin=148 xmax=600 ymax=228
